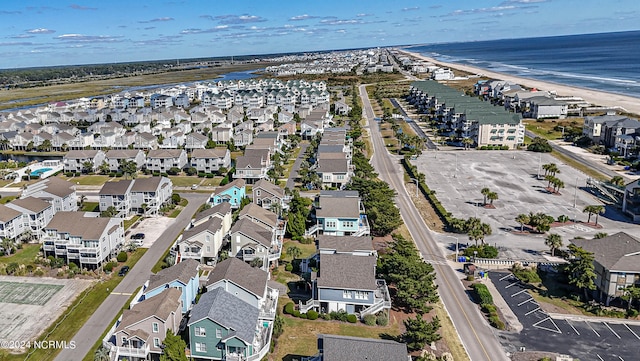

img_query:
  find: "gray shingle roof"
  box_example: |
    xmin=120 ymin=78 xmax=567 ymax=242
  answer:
xmin=8 ymin=197 xmax=51 ymax=213
xmin=147 ymin=259 xmax=199 ymax=291
xmin=99 ymin=179 xmax=133 ymax=196
xmin=230 ymin=218 xmax=273 ymax=247
xmin=214 ymin=178 xmax=245 ymax=194
xmin=253 ymin=179 xmax=284 ymax=198
xmin=64 ymin=149 xmax=99 ymax=159
xmin=45 ymin=211 xmax=112 ymax=240
xmin=319 ymin=334 xmax=408 ymax=361
xmin=131 ymin=177 xmax=165 ymax=193
xmin=239 ymin=203 xmax=278 ymax=229
xmin=190 ymin=148 xmax=228 ymax=159
xmin=206 ymin=258 xmax=268 ymax=297
xmin=194 ymin=202 xmax=232 ymax=223
xmin=316 ymin=159 xmax=349 ymax=173
xmin=317 ymin=235 xmax=374 ymax=254
xmin=182 ymin=217 xmax=222 ymax=240
xmin=188 ymin=287 xmax=259 ymax=344
xmin=317 ymin=253 xmax=377 ymax=291
xmin=316 ymin=196 xmax=359 ymax=219
xmin=116 ymin=288 xmax=181 ymax=333
xmin=0 ymin=204 xmax=22 ymax=223
xmin=571 ymin=232 xmax=640 ymax=272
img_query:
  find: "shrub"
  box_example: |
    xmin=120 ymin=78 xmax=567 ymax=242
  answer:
xmin=103 ymin=262 xmax=116 ymax=272
xmin=627 ymin=308 xmax=639 ymax=319
xmin=117 ymin=251 xmax=128 ymax=263
xmin=285 ymin=263 xmax=293 ymax=272
xmin=206 ymin=174 xmax=214 ymax=178
xmin=33 ymin=267 xmax=45 ymax=277
xmin=320 ymin=313 xmax=331 ymax=320
xmin=463 ymin=245 xmax=498 ymax=259
xmin=69 ymin=262 xmax=79 ymax=271
xmin=292 ymin=310 xmax=301 ymax=318
xmin=220 ymin=176 xmax=229 ymax=186
xmin=481 ymin=304 xmax=497 ymax=314
xmin=466 ymin=275 xmax=475 ymax=281
xmin=284 ymin=302 xmax=294 ymax=315
xmin=329 ymin=310 xmax=348 ymax=322
xmin=376 ymin=312 xmax=388 ymax=326
xmin=307 ymin=310 xmax=319 ymax=320
xmin=363 ymin=314 xmax=376 ymax=326
xmin=299 ymin=313 xmax=308 ymax=319
xmin=488 ymin=315 xmax=505 ymax=330
xmin=347 ymin=314 xmax=358 ymax=323
xmin=472 ymin=283 xmax=493 ymax=305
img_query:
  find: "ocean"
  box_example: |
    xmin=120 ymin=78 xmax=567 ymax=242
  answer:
xmin=407 ymin=31 xmax=640 ymax=98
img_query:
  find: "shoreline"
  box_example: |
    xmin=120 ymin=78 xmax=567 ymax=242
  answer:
xmin=400 ymin=50 xmax=640 ymax=116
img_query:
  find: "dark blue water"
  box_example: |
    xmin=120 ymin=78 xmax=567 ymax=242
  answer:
xmin=408 ymin=31 xmax=640 ymax=98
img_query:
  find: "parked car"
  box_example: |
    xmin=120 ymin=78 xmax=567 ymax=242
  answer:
xmin=118 ymin=266 xmax=130 ymax=276
xmin=131 ymin=233 xmax=145 ymax=240
xmin=191 ymin=184 xmax=198 ymax=190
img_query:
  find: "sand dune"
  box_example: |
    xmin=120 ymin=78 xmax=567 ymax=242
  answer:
xmin=401 ymin=50 xmax=640 ymax=116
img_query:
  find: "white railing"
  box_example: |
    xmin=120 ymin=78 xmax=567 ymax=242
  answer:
xmin=299 ymin=299 xmax=319 ymax=313
xmin=116 ymin=344 xmax=150 ymax=358
xmin=305 ymin=223 xmax=321 ymax=236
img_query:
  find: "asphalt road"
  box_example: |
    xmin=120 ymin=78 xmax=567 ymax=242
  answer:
xmin=359 ymin=84 xmax=509 ymax=361
xmin=54 ymin=192 xmax=208 ymax=361
xmin=389 ymin=97 xmax=437 ymax=150
xmin=286 ymin=142 xmax=309 ymax=190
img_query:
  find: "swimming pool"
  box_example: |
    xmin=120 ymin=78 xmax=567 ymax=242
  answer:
xmin=30 ymin=168 xmax=52 ymax=177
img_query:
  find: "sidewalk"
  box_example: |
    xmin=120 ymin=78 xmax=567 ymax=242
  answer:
xmin=482 ymin=277 xmax=524 ymax=333
xmin=547 ymin=312 xmax=640 ymax=325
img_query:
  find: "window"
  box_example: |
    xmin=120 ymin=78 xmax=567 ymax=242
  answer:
xmin=207 ymin=246 xmax=211 ymax=252
xmin=342 ymin=221 xmax=354 ymax=228
xmin=343 ymin=290 xmax=352 ymax=299
xmin=152 ymin=322 xmax=159 ymax=333
xmin=195 ymin=342 xmax=207 ymax=353
xmin=325 ymin=221 xmax=337 ymax=228
xmin=216 ymin=329 xmax=222 ymax=338
xmin=121 ymin=336 xmax=127 ymax=345
xmin=355 ymin=291 xmax=368 ymax=300
xmin=195 ymin=327 xmax=206 ymax=337
xmin=256 ymin=190 xmax=261 ymax=196
xmin=153 ymin=338 xmax=160 ymax=348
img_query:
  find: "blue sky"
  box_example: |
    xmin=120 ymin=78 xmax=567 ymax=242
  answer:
xmin=0 ymin=0 xmax=638 ymax=69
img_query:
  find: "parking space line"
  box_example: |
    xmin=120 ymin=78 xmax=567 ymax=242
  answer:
xmin=566 ymin=320 xmax=580 ymax=335
xmin=511 ymin=289 xmax=527 ymax=297
xmin=499 ymin=274 xmax=513 ymax=281
xmin=517 ymin=298 xmax=534 ymax=306
xmin=586 ymin=321 xmax=601 ymax=337
xmin=604 ymin=322 xmax=621 ymax=339
xmin=532 ymin=317 xmax=562 ymax=334
xmin=505 ymin=281 xmax=520 ymax=289
xmin=624 ymin=323 xmax=640 ymax=340
xmin=525 ymin=307 xmax=540 ymax=316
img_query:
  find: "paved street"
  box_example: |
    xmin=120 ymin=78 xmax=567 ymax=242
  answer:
xmin=359 ymin=84 xmax=509 ymax=361
xmin=286 ymin=142 xmax=309 ymax=190
xmin=54 ymin=192 xmax=208 ymax=361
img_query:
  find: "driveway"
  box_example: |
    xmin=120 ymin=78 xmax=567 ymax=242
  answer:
xmin=126 ymin=216 xmax=175 ymax=248
xmin=286 ymin=142 xmax=309 ymax=190
xmin=489 ymin=271 xmax=640 ymax=361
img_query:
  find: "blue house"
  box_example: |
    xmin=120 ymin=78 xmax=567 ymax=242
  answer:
xmin=307 ymin=191 xmax=369 ymax=237
xmin=188 ymin=288 xmax=273 ymax=360
xmin=142 ymin=259 xmax=200 ymax=314
xmin=208 ymin=178 xmax=246 ymax=209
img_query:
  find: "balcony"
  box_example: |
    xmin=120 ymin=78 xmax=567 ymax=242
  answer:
xmin=180 ymin=250 xmax=202 ymax=260
xmin=359 ymin=279 xmax=392 ymax=318
xmin=115 ymin=344 xmax=150 ymax=358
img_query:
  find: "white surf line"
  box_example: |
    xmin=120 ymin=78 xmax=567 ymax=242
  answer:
xmin=587 ymin=321 xmax=601 ymax=337
xmin=532 ymin=317 xmax=562 ymax=334
xmin=604 ymin=322 xmax=621 ymax=339
xmin=499 ymin=274 xmax=513 ymax=281
xmin=624 ymin=323 xmax=640 ymax=340
xmin=566 ymin=320 xmax=580 ymax=335
xmin=505 ymin=281 xmax=520 ymax=289
xmin=525 ymin=307 xmax=540 ymax=316
xmin=517 ymin=298 xmax=534 ymax=306
xmin=511 ymin=289 xmax=527 ymax=297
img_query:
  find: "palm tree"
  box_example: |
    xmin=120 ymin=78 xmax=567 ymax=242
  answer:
xmin=82 ymin=161 xmax=93 ymax=174
xmin=467 ymin=228 xmax=484 ymax=247
xmin=544 ymin=234 xmax=563 ymax=256
xmin=93 ymin=345 xmax=110 ymax=361
xmin=78 ymin=194 xmax=87 ymax=209
xmin=583 ymin=205 xmax=605 ymax=224
xmin=552 ymin=178 xmax=565 ymax=193
xmin=610 ymin=176 xmax=625 ymax=187
xmin=481 ymin=187 xmax=490 ymax=206
xmin=487 ymin=191 xmax=498 ymax=206
xmin=592 ymin=205 xmax=605 ymax=225
xmin=515 ymin=214 xmax=530 ymax=232
xmin=286 ymin=245 xmax=302 ymax=260
xmin=1 ymin=238 xmax=13 ymax=255
xmin=543 ymin=163 xmax=559 ymax=177
xmin=462 ymin=137 xmax=474 ymax=150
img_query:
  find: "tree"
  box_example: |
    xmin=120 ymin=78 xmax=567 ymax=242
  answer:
xmin=593 ymin=232 xmax=608 ymax=239
xmin=542 ymin=163 xmax=560 ymax=177
xmin=583 ymin=205 xmax=605 ymax=224
xmin=1 ymin=238 xmax=14 ymax=256
xmin=82 ymin=161 xmax=94 ymax=174
xmin=462 ymin=137 xmax=474 ymax=149
xmin=99 ymin=161 xmax=110 ymax=175
xmin=610 ymin=175 xmax=625 ymax=187
xmin=171 ymin=193 xmax=181 ymax=204
xmin=286 ymin=211 xmax=307 ymax=241
xmin=100 ymin=206 xmax=117 ymax=218
xmin=160 ymin=330 xmax=187 ymax=361
xmin=286 ymin=245 xmax=302 ymax=260
xmin=481 ymin=187 xmax=490 ymax=205
xmin=121 ymin=160 xmax=138 ymax=179
xmin=250 ymin=258 xmax=263 ymax=268
xmin=78 ymin=194 xmax=87 ymax=208
xmin=515 ymin=214 xmax=530 ymax=232
xmin=544 ymin=233 xmax=563 ymax=256
xmin=566 ymin=244 xmax=597 ymax=301
xmin=527 ymin=137 xmax=552 ymax=152
xmin=622 ymin=285 xmax=640 ymax=311
xmin=402 ymin=315 xmax=442 ymax=352
xmin=487 ymin=191 xmax=498 ymax=206
xmin=93 ymin=345 xmax=110 ymax=361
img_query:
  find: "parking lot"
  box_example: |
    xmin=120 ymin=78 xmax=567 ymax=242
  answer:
xmin=416 ymin=150 xmax=640 ymax=253
xmin=489 ymin=272 xmax=640 ymax=360
xmin=125 ymin=216 xmax=175 ymax=248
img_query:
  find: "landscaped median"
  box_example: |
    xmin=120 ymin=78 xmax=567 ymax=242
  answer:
xmin=2 ymin=248 xmax=147 ymax=361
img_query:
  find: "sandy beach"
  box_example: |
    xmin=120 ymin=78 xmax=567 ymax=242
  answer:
xmin=401 ymin=50 xmax=640 ymax=116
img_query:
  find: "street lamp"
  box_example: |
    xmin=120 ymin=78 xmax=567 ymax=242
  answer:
xmin=447 ymin=235 xmax=459 ymax=261
xmin=573 ymin=176 xmax=579 ymax=208
xmin=409 ymin=178 xmax=419 ymax=197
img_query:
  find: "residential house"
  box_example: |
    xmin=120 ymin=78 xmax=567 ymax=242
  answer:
xmin=234 ymin=129 xmax=254 ymax=147
xmin=582 ymin=114 xmax=628 ymax=145
xmin=315 ymin=157 xmax=351 ymax=189
xmin=63 ymin=149 xmax=106 ymax=174
xmin=190 ymin=148 xmax=231 ymax=174
xmin=21 ymin=177 xmax=78 ymax=213
xmin=184 ymin=132 xmax=209 ymax=151
xmin=252 ymin=179 xmax=287 ymax=212
xmin=333 ymin=100 xmax=352 ymax=116
xmin=42 ymin=211 xmax=125 ymax=269
xmin=571 ymin=233 xmax=640 ymax=305
xmin=105 ymin=149 xmax=146 ymax=172
xmin=306 ymin=334 xmax=409 ymax=361
xmin=130 ymin=177 xmax=174 ymax=216
xmin=208 ymin=179 xmax=246 ymax=209
xmin=233 ymin=156 xmax=268 ymax=184
xmin=178 ymin=217 xmax=224 ymax=265
xmin=187 ymin=287 xmax=272 ymax=361
xmin=278 ymin=122 xmax=297 ymax=138
xmin=301 ymin=252 xmax=391 ymax=318
xmin=622 ymin=179 xmax=640 ymax=222
xmin=143 ymin=259 xmax=200 ymax=314
xmin=108 ymin=288 xmax=182 ymax=361
xmin=0 ymin=205 xmax=27 ymax=242
xmin=602 ymin=117 xmax=640 ymax=148
xmin=134 ymin=132 xmax=160 ymax=150
xmin=527 ymin=96 xmax=568 ymax=119
xmin=6 ymin=197 xmax=55 ymax=239
xmin=210 ymin=127 xmax=233 ymax=144
xmin=191 ymin=202 xmax=233 ymax=235
xmin=205 ymin=258 xmax=278 ymax=319
xmin=146 ymin=149 xmax=188 ymax=173
xmin=99 ymin=180 xmax=134 ymax=218
xmin=307 ymin=191 xmax=369 ymax=237
xmin=229 ymin=204 xmax=285 ymax=271
xmin=317 ymin=235 xmax=376 ymax=257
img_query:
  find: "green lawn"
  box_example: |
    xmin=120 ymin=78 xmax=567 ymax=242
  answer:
xmin=0 ymin=195 xmax=16 ymax=204
xmin=123 ymin=215 xmax=141 ymax=230
xmin=61 ymin=174 xmax=111 ymax=186
xmin=81 ymin=202 xmax=100 ymax=212
xmin=0 ymin=243 xmax=41 ymax=266
xmin=283 ymin=239 xmax=317 ymax=260
xmin=168 ymin=176 xmax=201 ymax=187
xmin=201 ymin=176 xmax=223 ymax=187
